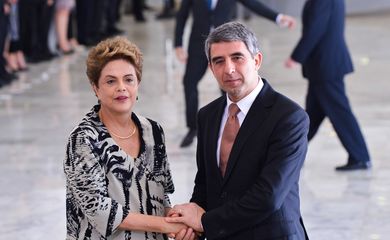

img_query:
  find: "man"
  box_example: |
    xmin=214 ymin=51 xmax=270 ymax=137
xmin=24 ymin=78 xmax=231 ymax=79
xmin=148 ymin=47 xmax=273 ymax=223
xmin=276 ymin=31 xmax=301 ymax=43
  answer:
xmin=285 ymin=0 xmax=371 ymax=171
xmin=167 ymin=22 xmax=310 ymax=240
xmin=175 ymin=0 xmax=296 ymax=147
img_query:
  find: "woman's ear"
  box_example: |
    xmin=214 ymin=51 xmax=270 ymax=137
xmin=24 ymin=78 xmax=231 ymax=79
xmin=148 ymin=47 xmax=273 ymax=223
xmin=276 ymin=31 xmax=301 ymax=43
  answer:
xmin=92 ymin=84 xmax=98 ymax=97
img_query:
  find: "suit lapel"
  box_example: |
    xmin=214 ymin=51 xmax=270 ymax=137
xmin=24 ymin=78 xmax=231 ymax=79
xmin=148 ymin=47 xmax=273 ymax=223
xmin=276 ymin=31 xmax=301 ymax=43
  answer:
xmin=207 ymin=97 xmax=226 ymax=183
xmin=222 ymin=80 xmax=277 ymax=184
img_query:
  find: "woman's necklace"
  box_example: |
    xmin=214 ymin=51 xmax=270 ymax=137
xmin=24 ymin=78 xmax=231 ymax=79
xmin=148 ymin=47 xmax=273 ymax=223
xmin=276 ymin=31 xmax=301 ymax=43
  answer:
xmin=109 ymin=126 xmax=136 ymax=139
xmin=99 ymin=111 xmax=136 ymax=139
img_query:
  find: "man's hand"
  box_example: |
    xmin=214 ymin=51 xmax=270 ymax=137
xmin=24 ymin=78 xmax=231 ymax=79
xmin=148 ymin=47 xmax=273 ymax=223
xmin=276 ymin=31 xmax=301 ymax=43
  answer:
xmin=175 ymin=47 xmax=188 ymax=63
xmin=279 ymin=14 xmax=296 ymax=29
xmin=166 ymin=210 xmax=197 ymax=240
xmin=285 ymin=57 xmax=298 ymax=68
xmin=172 ymin=228 xmax=197 ymax=240
xmin=166 ymin=203 xmax=205 ymax=233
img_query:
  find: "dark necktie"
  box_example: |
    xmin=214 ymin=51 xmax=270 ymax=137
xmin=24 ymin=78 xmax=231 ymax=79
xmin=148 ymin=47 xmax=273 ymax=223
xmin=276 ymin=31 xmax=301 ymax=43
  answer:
xmin=220 ymin=103 xmax=240 ymax=177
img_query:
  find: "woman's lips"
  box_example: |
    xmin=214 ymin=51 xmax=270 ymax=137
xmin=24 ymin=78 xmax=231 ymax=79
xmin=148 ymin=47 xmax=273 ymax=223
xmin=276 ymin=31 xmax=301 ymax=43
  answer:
xmin=115 ymin=96 xmax=128 ymax=101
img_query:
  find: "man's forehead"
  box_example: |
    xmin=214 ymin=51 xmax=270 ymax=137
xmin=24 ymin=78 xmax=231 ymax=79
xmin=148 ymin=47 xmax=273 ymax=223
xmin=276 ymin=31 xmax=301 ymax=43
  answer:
xmin=210 ymin=41 xmax=248 ymax=56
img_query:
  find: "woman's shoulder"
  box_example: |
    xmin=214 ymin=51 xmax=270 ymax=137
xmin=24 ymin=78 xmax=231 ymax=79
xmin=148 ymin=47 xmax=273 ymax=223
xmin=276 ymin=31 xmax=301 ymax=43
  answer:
xmin=134 ymin=113 xmax=164 ymax=132
xmin=68 ymin=105 xmax=101 ymax=140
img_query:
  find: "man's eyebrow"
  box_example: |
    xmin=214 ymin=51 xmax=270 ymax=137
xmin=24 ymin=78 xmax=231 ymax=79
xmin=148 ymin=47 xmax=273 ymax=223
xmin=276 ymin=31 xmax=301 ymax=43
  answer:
xmin=211 ymin=52 xmax=245 ymax=63
xmin=230 ymin=52 xmax=245 ymax=57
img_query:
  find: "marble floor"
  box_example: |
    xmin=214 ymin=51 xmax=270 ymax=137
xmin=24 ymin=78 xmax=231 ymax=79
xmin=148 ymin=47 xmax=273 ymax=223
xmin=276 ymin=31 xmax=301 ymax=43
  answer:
xmin=0 ymin=8 xmax=389 ymax=240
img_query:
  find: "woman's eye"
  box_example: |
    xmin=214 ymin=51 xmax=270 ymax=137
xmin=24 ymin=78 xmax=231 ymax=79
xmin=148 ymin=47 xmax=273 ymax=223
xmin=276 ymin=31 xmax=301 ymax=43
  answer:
xmin=106 ymin=79 xmax=115 ymax=84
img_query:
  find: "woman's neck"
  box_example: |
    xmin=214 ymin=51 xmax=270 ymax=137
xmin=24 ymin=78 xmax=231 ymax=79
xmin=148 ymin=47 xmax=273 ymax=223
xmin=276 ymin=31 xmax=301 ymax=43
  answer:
xmin=99 ymin=108 xmax=136 ymax=139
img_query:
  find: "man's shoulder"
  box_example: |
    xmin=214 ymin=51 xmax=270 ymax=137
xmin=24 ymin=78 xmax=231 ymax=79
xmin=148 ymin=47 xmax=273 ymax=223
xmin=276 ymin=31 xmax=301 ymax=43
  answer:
xmin=274 ymin=91 xmax=304 ymax=111
xmin=199 ymin=95 xmax=225 ymax=115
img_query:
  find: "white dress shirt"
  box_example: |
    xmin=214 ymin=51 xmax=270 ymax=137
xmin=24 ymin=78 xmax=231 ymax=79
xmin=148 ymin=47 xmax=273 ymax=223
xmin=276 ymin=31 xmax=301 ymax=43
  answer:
xmin=216 ymin=77 xmax=264 ymax=165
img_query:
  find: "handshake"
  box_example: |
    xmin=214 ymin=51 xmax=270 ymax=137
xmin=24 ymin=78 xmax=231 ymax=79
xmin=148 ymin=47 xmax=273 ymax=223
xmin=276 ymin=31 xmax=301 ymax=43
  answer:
xmin=164 ymin=202 xmax=206 ymax=240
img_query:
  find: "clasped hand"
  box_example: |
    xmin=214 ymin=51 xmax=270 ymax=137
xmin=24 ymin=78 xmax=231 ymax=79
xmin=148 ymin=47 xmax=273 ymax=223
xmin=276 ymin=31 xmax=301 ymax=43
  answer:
xmin=165 ymin=203 xmax=205 ymax=240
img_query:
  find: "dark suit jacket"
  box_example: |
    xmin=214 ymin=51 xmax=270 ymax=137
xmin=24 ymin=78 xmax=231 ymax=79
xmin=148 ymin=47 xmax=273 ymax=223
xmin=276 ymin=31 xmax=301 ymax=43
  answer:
xmin=175 ymin=0 xmax=278 ymax=54
xmin=191 ymin=79 xmax=310 ymax=240
xmin=291 ymin=0 xmax=353 ymax=82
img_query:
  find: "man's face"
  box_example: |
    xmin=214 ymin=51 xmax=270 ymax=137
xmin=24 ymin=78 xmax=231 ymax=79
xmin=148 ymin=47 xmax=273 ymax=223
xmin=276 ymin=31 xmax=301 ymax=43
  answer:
xmin=209 ymin=41 xmax=262 ymax=102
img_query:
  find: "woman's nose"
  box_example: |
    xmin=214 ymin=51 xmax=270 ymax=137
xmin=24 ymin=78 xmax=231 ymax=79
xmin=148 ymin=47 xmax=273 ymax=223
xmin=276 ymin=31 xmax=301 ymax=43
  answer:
xmin=117 ymin=80 xmax=126 ymax=91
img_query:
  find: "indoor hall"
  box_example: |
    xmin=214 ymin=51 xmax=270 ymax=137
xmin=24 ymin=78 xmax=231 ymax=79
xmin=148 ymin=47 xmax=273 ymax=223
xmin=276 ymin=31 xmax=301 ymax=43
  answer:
xmin=0 ymin=3 xmax=389 ymax=240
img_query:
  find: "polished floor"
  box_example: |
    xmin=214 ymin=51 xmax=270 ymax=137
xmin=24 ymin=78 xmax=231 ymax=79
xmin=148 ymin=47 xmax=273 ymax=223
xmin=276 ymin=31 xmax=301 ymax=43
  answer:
xmin=0 ymin=8 xmax=389 ymax=240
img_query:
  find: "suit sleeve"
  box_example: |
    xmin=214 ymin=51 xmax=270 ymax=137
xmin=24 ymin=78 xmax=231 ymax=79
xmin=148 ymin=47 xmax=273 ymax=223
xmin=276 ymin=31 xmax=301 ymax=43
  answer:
xmin=174 ymin=0 xmax=192 ymax=47
xmin=201 ymin=108 xmax=309 ymax=239
xmin=190 ymin=108 xmax=208 ymax=209
xmin=291 ymin=0 xmax=332 ymax=63
xmin=239 ymin=0 xmax=279 ymax=22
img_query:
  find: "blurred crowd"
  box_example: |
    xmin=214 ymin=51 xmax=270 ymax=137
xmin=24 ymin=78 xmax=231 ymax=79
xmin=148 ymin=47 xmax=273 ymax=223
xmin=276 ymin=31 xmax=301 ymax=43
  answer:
xmin=0 ymin=0 xmax=176 ymax=88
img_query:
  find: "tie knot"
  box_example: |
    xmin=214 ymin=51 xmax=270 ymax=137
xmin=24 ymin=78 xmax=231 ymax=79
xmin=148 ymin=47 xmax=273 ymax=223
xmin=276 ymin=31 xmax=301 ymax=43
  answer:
xmin=228 ymin=103 xmax=240 ymax=117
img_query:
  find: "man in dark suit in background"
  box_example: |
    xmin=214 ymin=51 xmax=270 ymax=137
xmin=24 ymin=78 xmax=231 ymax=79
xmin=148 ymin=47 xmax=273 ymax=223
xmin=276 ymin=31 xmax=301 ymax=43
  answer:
xmin=285 ymin=0 xmax=371 ymax=171
xmin=167 ymin=22 xmax=309 ymax=240
xmin=175 ymin=0 xmax=296 ymax=147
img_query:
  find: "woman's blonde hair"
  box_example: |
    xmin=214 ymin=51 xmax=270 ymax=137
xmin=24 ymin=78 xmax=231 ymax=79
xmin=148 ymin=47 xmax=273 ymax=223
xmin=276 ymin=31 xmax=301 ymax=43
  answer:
xmin=86 ymin=36 xmax=143 ymax=87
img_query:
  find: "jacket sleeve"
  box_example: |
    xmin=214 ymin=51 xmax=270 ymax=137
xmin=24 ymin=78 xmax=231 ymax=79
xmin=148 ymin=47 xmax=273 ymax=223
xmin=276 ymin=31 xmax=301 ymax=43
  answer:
xmin=239 ymin=0 xmax=279 ymax=22
xmin=174 ymin=0 xmax=192 ymax=47
xmin=190 ymin=108 xmax=208 ymax=209
xmin=64 ymin=130 xmax=129 ymax=237
xmin=201 ymin=109 xmax=309 ymax=239
xmin=291 ymin=0 xmax=332 ymax=63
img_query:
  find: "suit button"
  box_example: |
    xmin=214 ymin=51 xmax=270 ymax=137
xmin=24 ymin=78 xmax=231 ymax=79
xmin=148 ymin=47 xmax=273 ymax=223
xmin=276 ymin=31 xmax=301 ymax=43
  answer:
xmin=221 ymin=191 xmax=227 ymax=199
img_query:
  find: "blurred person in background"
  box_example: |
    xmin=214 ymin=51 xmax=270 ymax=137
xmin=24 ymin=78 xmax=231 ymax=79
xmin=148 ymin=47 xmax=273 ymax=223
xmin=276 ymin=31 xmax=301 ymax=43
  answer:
xmin=19 ymin=0 xmax=55 ymax=63
xmin=156 ymin=0 xmax=175 ymax=19
xmin=55 ymin=0 xmax=75 ymax=54
xmin=0 ymin=0 xmax=18 ymax=88
xmin=285 ymin=0 xmax=371 ymax=171
xmin=6 ymin=0 xmax=28 ymax=72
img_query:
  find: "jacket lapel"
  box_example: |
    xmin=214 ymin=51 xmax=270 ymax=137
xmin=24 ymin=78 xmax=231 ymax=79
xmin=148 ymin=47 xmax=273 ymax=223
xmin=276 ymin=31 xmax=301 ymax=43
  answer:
xmin=207 ymin=97 xmax=226 ymax=183
xmin=222 ymin=80 xmax=277 ymax=184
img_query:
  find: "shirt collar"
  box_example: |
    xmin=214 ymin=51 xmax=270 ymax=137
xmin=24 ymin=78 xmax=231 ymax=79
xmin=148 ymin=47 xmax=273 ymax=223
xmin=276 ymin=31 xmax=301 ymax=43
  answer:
xmin=226 ymin=77 xmax=264 ymax=116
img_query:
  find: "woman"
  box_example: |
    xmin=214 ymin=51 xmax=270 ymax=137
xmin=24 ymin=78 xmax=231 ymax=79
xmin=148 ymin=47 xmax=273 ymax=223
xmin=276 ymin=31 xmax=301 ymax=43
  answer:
xmin=64 ymin=37 xmax=188 ymax=239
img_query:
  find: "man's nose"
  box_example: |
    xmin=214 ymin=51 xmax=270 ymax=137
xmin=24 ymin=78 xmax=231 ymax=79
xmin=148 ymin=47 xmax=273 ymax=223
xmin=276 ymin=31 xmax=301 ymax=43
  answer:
xmin=225 ymin=61 xmax=235 ymax=74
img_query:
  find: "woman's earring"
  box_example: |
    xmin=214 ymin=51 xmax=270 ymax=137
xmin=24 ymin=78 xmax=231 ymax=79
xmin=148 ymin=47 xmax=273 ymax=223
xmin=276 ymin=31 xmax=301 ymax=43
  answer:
xmin=136 ymin=96 xmax=139 ymax=101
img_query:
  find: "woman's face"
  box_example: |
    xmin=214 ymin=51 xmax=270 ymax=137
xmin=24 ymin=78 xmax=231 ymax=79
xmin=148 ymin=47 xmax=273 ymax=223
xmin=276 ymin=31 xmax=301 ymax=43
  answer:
xmin=93 ymin=59 xmax=139 ymax=115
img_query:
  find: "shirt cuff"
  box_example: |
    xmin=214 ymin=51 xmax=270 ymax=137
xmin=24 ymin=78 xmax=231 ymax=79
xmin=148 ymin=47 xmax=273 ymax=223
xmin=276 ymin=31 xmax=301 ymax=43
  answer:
xmin=276 ymin=14 xmax=284 ymax=27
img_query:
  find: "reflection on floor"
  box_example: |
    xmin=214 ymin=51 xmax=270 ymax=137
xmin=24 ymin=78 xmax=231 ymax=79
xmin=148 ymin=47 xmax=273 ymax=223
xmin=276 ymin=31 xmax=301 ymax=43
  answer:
xmin=0 ymin=9 xmax=389 ymax=240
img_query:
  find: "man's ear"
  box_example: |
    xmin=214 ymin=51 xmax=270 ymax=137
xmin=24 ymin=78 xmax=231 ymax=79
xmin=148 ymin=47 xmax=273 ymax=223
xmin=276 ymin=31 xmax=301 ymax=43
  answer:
xmin=208 ymin=62 xmax=214 ymax=75
xmin=254 ymin=52 xmax=263 ymax=71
